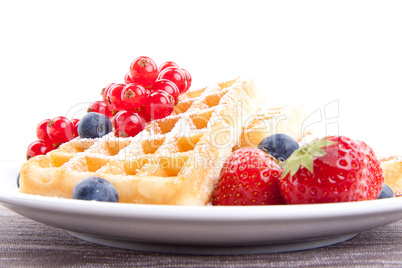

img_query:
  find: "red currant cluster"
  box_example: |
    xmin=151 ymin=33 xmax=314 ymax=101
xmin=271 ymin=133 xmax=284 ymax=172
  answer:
xmin=26 ymin=56 xmax=192 ymax=159
xmin=26 ymin=117 xmax=79 ymax=159
xmin=91 ymin=56 xmax=191 ymax=137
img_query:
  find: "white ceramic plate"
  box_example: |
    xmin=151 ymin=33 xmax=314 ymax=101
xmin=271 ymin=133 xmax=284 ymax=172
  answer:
xmin=1 ymin=160 xmax=402 ymax=255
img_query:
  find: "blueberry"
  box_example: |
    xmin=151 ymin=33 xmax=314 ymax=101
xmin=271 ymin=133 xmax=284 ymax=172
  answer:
xmin=77 ymin=112 xmax=113 ymax=139
xmin=17 ymin=172 xmax=20 ymax=188
xmin=257 ymin=133 xmax=299 ymax=162
xmin=72 ymin=177 xmax=119 ymax=202
xmin=377 ymin=184 xmax=395 ymax=199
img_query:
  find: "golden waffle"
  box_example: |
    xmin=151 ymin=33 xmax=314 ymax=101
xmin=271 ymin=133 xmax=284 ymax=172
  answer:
xmin=235 ymin=105 xmax=309 ymax=150
xmin=380 ymin=156 xmax=402 ymax=196
xmin=19 ymin=77 xmax=308 ymax=205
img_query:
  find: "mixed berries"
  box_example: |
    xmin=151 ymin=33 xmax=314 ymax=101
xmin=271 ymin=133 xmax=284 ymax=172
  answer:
xmin=23 ymin=55 xmax=392 ymax=206
xmin=102 ymin=56 xmax=191 ymax=128
xmin=97 ymin=56 xmax=191 ymax=136
xmin=212 ymin=133 xmax=389 ymax=206
xmin=25 ymin=56 xmax=192 ymax=160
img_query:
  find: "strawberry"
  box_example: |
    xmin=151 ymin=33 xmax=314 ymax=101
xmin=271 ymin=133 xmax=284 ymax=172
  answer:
xmin=357 ymin=140 xmax=384 ymax=199
xmin=279 ymin=135 xmax=384 ymax=204
xmin=212 ymin=147 xmax=284 ymax=206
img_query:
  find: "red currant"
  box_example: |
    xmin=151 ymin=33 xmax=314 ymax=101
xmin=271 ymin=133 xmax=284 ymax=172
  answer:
xmin=36 ymin=119 xmax=51 ymax=141
xmin=150 ymin=79 xmax=179 ymax=104
xmin=47 ymin=116 xmax=75 ymax=144
xmin=71 ymin=118 xmax=80 ymax=138
xmin=87 ymin=100 xmax=112 ymax=118
xmin=132 ymin=105 xmax=151 ymax=122
xmin=156 ymin=67 xmax=187 ymax=94
xmin=121 ymin=83 xmax=148 ymax=109
xmin=124 ymin=72 xmax=133 ymax=84
xmin=106 ymin=83 xmax=126 ymax=112
xmin=158 ymin=61 xmax=179 ymax=72
xmin=129 ymin=56 xmax=158 ymax=88
xmin=146 ymin=90 xmax=174 ymax=120
xmin=181 ymin=68 xmax=192 ymax=92
xmin=101 ymin=83 xmax=115 ymax=103
xmin=26 ymin=140 xmax=53 ymax=160
xmin=113 ymin=110 xmax=146 ymax=137
xmin=36 ymin=119 xmax=62 ymax=148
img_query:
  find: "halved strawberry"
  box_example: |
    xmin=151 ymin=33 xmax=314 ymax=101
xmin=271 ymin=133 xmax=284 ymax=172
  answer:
xmin=279 ymin=135 xmax=384 ymax=204
xmin=212 ymin=147 xmax=285 ymax=206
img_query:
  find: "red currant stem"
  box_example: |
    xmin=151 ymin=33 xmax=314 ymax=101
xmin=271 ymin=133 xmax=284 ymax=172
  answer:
xmin=118 ymin=131 xmax=128 ymax=137
xmin=53 ymin=143 xmax=61 ymax=148
xmin=168 ymin=94 xmax=176 ymax=105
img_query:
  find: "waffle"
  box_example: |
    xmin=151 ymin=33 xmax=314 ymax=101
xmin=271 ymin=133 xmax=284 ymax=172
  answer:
xmin=235 ymin=105 xmax=309 ymax=150
xmin=380 ymin=156 xmax=402 ymax=196
xmin=19 ymin=77 xmax=308 ymax=205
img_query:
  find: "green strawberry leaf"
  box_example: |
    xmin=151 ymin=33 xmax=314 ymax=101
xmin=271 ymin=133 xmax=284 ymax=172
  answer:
xmin=281 ymin=137 xmax=336 ymax=179
xmin=300 ymin=153 xmax=314 ymax=174
xmin=306 ymin=138 xmax=335 ymax=157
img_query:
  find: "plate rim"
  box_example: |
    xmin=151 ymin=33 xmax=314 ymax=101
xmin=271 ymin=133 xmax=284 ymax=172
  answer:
xmin=2 ymin=160 xmax=402 ymax=251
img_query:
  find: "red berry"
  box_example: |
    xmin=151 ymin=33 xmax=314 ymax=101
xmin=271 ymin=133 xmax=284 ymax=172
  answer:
xmin=212 ymin=147 xmax=284 ymax=206
xmin=124 ymin=72 xmax=133 ymax=84
xmin=150 ymin=79 xmax=180 ymax=104
xmin=106 ymin=83 xmax=126 ymax=111
xmin=129 ymin=56 xmax=158 ymax=88
xmin=158 ymin=61 xmax=179 ymax=72
xmin=357 ymin=140 xmax=384 ymax=199
xmin=132 ymin=105 xmax=151 ymax=122
xmin=181 ymin=68 xmax=192 ymax=92
xmin=71 ymin=118 xmax=80 ymax=138
xmin=113 ymin=110 xmax=146 ymax=137
xmin=101 ymin=83 xmax=115 ymax=103
xmin=87 ymin=100 xmax=112 ymax=118
xmin=36 ymin=119 xmax=61 ymax=148
xmin=279 ymin=136 xmax=383 ymax=204
xmin=36 ymin=119 xmax=51 ymax=141
xmin=146 ymin=90 xmax=174 ymax=120
xmin=156 ymin=67 xmax=187 ymax=94
xmin=26 ymin=140 xmax=53 ymax=160
xmin=121 ymin=83 xmax=148 ymax=109
xmin=47 ymin=116 xmax=75 ymax=144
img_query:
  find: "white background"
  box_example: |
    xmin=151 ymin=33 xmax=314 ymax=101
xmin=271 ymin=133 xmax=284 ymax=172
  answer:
xmin=0 ymin=0 xmax=401 ymax=162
